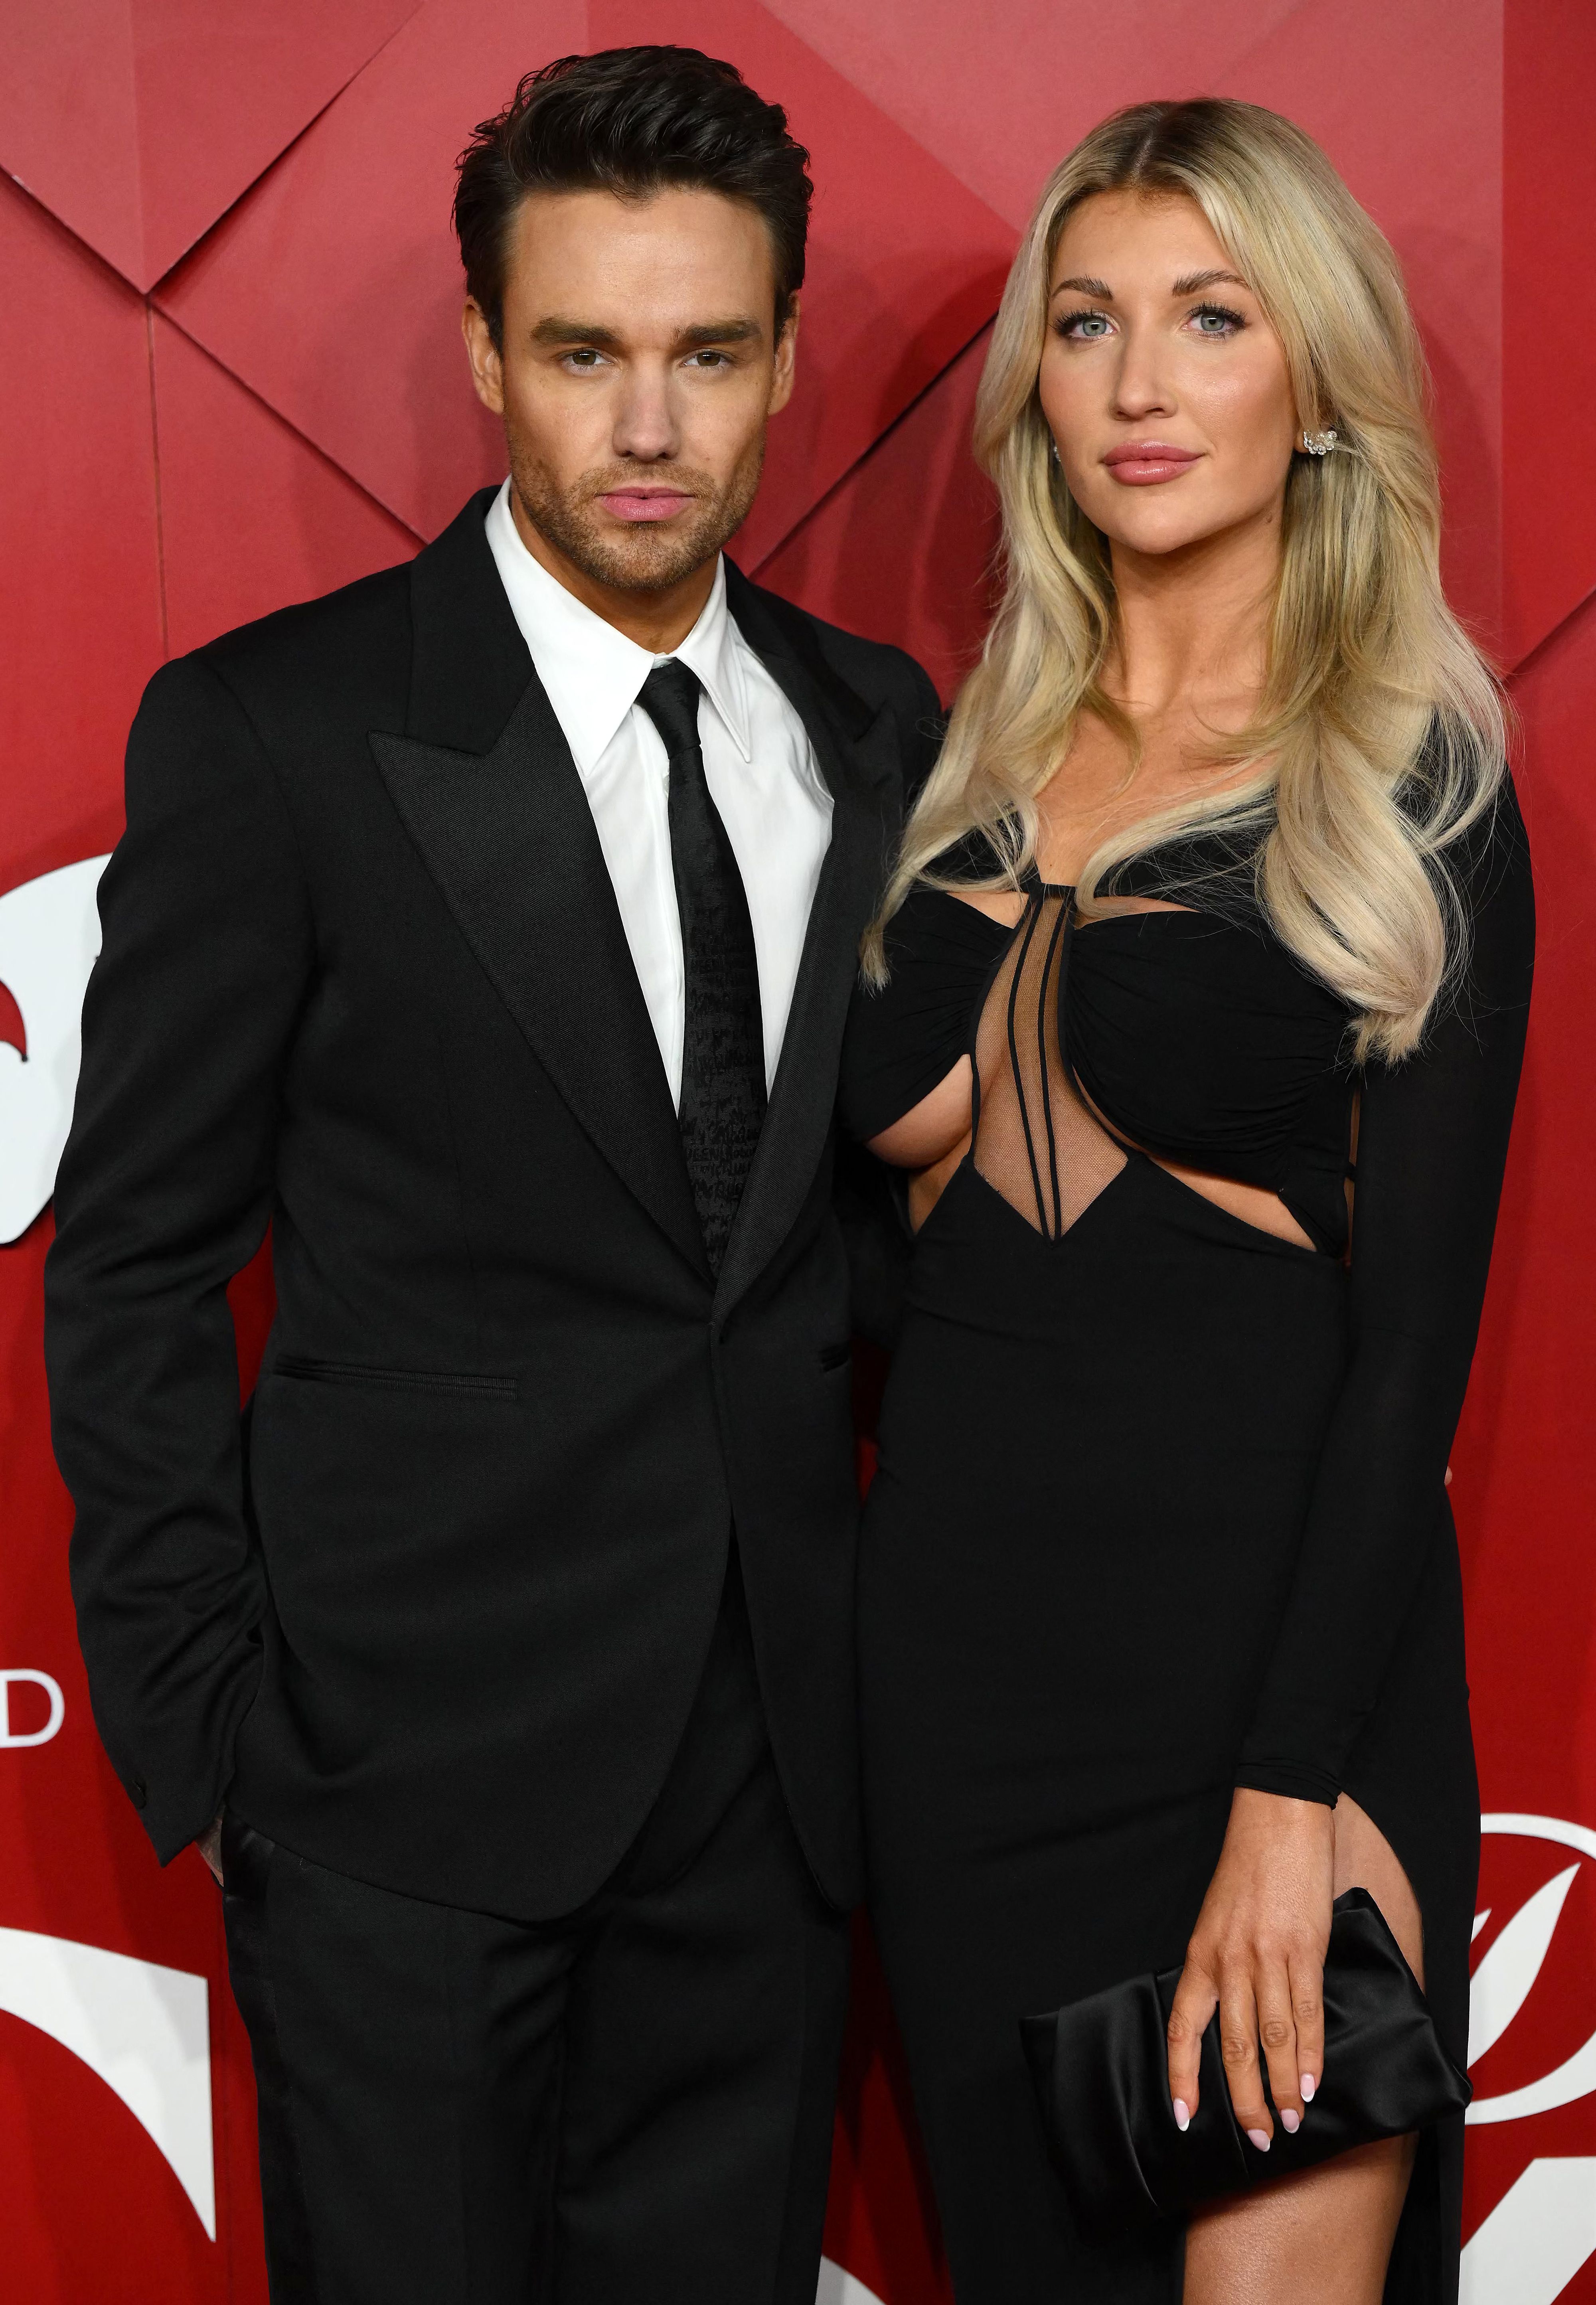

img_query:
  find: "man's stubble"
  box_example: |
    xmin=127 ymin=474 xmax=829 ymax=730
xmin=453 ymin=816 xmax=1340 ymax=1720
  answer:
xmin=507 ymin=437 xmax=766 ymax=597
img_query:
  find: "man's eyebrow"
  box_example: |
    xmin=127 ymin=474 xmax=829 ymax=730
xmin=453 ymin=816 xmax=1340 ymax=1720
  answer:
xmin=528 ymin=316 xmax=763 ymax=351
xmin=677 ymin=318 xmax=762 ymax=348
xmin=531 ymin=318 xmax=624 ymax=348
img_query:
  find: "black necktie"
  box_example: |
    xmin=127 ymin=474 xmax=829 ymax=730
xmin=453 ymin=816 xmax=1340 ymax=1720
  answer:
xmin=636 ymin=659 xmax=766 ymax=1274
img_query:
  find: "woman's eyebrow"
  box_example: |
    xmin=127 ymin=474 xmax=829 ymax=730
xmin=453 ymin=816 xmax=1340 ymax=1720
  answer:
xmin=1050 ymin=267 xmax=1251 ymax=301
xmin=1170 ymin=268 xmax=1248 ymax=295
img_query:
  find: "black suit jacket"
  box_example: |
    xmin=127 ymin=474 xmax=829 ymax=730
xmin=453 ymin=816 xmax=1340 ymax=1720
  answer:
xmin=44 ymin=488 xmax=938 ymax=1918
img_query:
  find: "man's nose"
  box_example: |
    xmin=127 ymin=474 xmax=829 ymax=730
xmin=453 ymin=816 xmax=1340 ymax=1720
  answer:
xmin=612 ymin=365 xmax=681 ymax=463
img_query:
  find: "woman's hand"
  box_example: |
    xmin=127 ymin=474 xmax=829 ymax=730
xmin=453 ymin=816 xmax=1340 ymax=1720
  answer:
xmin=1165 ymin=1788 xmax=1335 ymax=2147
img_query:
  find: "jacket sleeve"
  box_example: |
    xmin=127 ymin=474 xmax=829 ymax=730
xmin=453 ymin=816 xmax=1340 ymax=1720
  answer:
xmin=44 ymin=653 xmax=315 ymax=1860
xmin=1235 ymin=780 xmax=1535 ymax=1803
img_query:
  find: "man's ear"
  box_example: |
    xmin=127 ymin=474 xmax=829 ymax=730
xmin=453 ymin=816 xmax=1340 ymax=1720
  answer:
xmin=768 ymin=293 xmax=800 ymax=417
xmin=462 ymin=299 xmax=506 ymax=416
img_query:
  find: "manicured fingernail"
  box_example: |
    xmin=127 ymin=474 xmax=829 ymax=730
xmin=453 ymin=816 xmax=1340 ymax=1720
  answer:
xmin=1281 ymin=2107 xmax=1300 ymax=2134
xmin=1300 ymin=2073 xmax=1316 ymax=2103
xmin=1247 ymin=2128 xmax=1271 ymax=2153
xmin=1173 ymin=2099 xmax=1190 ymax=2132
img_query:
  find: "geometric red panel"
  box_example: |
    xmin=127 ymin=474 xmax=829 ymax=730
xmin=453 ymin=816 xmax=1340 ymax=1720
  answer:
xmin=757 ymin=326 xmax=997 ymax=705
xmin=1226 ymin=0 xmax=1505 ymax=648
xmin=775 ymin=0 xmax=1506 ymax=648
xmin=1458 ymin=586 xmax=1596 ymax=1819
xmin=1501 ymin=0 xmax=1596 ymax=668
xmin=0 ymin=180 xmax=161 ymax=892
xmin=593 ymin=0 xmax=1016 ymax=569
xmin=758 ymin=0 xmax=1302 ymax=233
xmin=1457 ymin=585 xmax=1596 ymax=2260
xmin=152 ymin=317 xmax=419 ymax=661
xmin=0 ymin=0 xmax=415 ymax=291
xmin=158 ymin=0 xmax=1015 ymax=558
xmin=154 ymin=0 xmax=587 ymax=542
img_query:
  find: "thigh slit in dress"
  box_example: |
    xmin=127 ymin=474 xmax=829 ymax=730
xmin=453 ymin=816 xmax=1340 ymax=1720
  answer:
xmin=839 ymin=791 xmax=1534 ymax=2305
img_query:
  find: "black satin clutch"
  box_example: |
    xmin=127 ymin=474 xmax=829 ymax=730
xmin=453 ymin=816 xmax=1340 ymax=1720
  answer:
xmin=1019 ymin=1888 xmax=1470 ymax=2240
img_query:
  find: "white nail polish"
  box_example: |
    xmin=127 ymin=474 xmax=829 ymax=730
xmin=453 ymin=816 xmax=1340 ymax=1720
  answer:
xmin=1247 ymin=2128 xmax=1271 ymax=2152
xmin=1173 ymin=2099 xmax=1191 ymax=2132
xmin=1301 ymin=2073 xmax=1316 ymax=2104
xmin=1281 ymin=2107 xmax=1300 ymax=2134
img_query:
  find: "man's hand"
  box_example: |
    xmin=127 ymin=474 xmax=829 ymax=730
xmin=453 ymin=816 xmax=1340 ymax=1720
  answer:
xmin=195 ymin=1813 xmax=224 ymax=1886
xmin=1165 ymin=1788 xmax=1335 ymax=2147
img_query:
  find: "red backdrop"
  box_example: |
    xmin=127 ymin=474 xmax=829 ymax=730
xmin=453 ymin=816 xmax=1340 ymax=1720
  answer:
xmin=2 ymin=4 xmax=1595 ymax=2299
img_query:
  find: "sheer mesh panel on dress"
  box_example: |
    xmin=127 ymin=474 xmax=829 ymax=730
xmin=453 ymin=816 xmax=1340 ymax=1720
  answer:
xmin=972 ymin=893 xmax=1126 ymax=1239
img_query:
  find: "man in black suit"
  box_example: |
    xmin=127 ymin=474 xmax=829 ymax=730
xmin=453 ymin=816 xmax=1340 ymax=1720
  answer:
xmin=45 ymin=47 xmax=936 ymax=2304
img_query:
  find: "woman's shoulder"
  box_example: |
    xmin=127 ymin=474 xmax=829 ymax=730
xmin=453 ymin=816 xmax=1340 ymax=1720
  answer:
xmin=841 ymin=861 xmax=1011 ymax=1146
xmin=880 ymin=879 xmax=1013 ymax=964
xmin=874 ymin=825 xmax=1018 ymax=966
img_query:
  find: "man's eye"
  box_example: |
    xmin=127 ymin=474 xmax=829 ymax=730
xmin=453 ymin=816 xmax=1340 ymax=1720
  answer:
xmin=566 ymin=348 xmax=603 ymax=368
xmin=689 ymin=350 xmax=730 ymax=368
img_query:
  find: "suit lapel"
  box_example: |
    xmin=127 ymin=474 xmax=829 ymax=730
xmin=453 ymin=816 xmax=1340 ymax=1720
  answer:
xmin=714 ymin=569 xmax=900 ymax=1321
xmin=371 ymin=493 xmax=708 ymax=1279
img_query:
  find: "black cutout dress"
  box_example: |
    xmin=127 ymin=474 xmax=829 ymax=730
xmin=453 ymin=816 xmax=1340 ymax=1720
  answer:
xmin=838 ymin=784 xmax=1533 ymax=2303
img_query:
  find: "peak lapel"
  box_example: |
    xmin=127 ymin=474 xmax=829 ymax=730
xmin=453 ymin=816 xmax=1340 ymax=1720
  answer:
xmin=714 ymin=573 xmax=901 ymax=1322
xmin=371 ymin=498 xmax=707 ymax=1280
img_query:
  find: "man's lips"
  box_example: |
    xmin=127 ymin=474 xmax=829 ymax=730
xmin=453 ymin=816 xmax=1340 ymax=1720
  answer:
xmin=1101 ymin=441 xmax=1202 ymax=486
xmin=597 ymin=487 xmax=697 ymax=523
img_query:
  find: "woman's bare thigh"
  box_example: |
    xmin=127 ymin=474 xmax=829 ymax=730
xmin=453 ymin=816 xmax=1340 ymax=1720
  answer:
xmin=1182 ymin=1794 xmax=1422 ymax=2305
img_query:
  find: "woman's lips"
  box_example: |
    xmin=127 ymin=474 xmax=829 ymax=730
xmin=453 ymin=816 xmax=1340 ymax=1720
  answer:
xmin=1101 ymin=442 xmax=1202 ymax=486
xmin=598 ymin=488 xmax=696 ymax=523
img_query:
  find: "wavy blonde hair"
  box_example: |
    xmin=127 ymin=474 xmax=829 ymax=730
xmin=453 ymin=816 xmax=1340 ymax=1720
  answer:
xmin=864 ymin=97 xmax=1505 ymax=1062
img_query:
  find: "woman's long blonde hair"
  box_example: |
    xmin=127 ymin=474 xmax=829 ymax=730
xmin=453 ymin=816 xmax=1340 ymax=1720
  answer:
xmin=864 ymin=98 xmax=1505 ymax=1063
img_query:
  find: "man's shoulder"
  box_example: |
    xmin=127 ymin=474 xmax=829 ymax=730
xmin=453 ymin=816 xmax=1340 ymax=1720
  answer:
xmin=729 ymin=566 xmax=942 ymax=731
xmin=187 ymin=555 xmax=415 ymax=713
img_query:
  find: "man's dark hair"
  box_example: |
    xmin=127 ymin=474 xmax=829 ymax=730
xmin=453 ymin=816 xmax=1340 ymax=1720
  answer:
xmin=454 ymin=46 xmax=812 ymax=348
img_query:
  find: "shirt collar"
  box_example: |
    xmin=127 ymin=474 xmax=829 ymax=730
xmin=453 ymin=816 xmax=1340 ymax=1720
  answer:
xmin=484 ymin=479 xmax=752 ymax=773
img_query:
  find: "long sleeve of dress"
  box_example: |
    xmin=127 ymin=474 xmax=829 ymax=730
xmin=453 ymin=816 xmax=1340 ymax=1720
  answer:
xmin=1235 ymin=780 xmax=1535 ymax=1804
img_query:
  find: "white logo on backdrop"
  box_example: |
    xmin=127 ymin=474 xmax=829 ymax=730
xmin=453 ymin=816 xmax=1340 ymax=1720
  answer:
xmin=815 ymin=2264 xmax=886 ymax=2305
xmin=0 ymin=856 xmax=109 ymax=1244
xmin=0 ymin=1670 xmax=64 ymax=1748
xmin=0 ymin=1927 xmax=213 ymax=2236
xmin=1460 ymin=1815 xmax=1596 ymax=2305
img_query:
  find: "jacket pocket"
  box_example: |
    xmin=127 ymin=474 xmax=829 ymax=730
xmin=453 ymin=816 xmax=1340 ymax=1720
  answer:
xmin=272 ymin=1356 xmax=518 ymax=1400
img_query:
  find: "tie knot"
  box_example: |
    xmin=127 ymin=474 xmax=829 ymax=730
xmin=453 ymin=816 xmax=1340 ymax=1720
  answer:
xmin=637 ymin=659 xmax=703 ymax=760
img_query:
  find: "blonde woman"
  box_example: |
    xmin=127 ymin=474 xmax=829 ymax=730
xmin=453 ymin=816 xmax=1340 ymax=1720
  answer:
xmin=840 ymin=99 xmax=1532 ymax=2303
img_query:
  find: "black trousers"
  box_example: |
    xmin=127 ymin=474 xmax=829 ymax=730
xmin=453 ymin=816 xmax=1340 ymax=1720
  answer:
xmin=221 ymin=1554 xmax=850 ymax=2303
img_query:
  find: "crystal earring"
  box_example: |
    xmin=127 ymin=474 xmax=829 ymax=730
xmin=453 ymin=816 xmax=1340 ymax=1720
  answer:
xmin=1301 ymin=427 xmax=1339 ymax=457
xmin=1050 ymin=438 xmax=1061 ymax=463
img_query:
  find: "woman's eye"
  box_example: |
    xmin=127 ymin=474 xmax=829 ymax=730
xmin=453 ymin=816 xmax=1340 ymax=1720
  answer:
xmin=1189 ymin=304 xmax=1245 ymax=337
xmin=1058 ymin=310 xmax=1112 ymax=341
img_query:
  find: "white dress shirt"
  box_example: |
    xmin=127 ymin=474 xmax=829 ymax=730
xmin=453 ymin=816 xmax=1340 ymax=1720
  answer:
xmin=484 ymin=480 xmax=833 ymax=1107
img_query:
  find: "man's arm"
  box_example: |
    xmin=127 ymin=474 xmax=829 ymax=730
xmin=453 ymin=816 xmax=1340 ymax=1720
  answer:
xmin=893 ymin=653 xmax=946 ymax=806
xmin=45 ymin=654 xmax=315 ymax=1862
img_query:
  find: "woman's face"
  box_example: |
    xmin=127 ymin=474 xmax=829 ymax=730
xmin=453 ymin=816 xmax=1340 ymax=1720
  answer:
xmin=1037 ymin=190 xmax=1301 ymax=562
